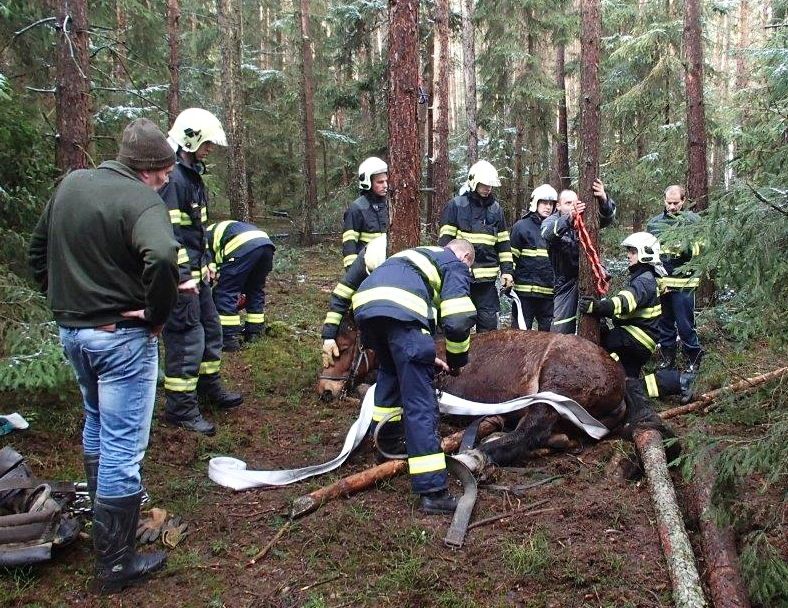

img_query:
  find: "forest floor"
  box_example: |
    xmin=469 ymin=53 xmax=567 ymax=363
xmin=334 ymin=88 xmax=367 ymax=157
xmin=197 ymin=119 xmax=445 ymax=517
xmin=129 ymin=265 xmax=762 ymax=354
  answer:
xmin=1 ymin=240 xmax=785 ymax=608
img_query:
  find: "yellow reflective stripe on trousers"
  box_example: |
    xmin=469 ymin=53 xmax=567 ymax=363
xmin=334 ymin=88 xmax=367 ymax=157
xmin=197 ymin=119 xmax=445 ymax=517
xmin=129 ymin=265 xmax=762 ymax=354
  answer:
xmin=372 ymin=405 xmax=403 ymax=423
xmin=553 ymin=315 xmax=577 ymax=326
xmin=457 ymin=231 xmax=497 ymax=246
xmin=342 ymin=229 xmax=360 ymax=243
xmin=199 ymin=360 xmax=221 ymax=375
xmin=472 ymin=266 xmax=500 ymax=280
xmin=164 ymin=376 xmax=199 ymax=392
xmin=352 ymin=287 xmax=429 ymax=319
xmin=360 ymin=231 xmax=383 ymax=242
xmin=440 ymin=296 xmax=476 ymax=317
xmin=644 ymin=373 xmax=659 ymax=398
xmin=246 ymin=313 xmax=265 ymax=323
xmin=439 ymin=224 xmax=458 ymax=238
xmin=224 ymin=230 xmax=270 ymax=258
xmin=445 ymin=336 xmax=470 ymax=354
xmin=622 ymin=325 xmax=657 ymax=352
xmin=211 ymin=220 xmax=234 ymax=264
xmin=408 ymin=452 xmax=446 ymax=475
xmin=333 ymin=283 xmax=355 ymax=299
xmin=343 ymin=254 xmax=358 ymax=268
xmin=514 ymin=284 xmax=554 ymax=295
xmin=392 ymin=250 xmax=442 ymax=294
xmin=177 ymin=248 xmax=189 ymax=265
xmin=220 ymin=314 xmax=242 ymax=326
xmin=324 ymin=311 xmax=342 ymax=326
xmin=518 ymin=248 xmax=549 ymax=257
xmin=169 ymin=209 xmax=181 ymax=225
xmin=618 ymin=290 xmax=637 ymax=311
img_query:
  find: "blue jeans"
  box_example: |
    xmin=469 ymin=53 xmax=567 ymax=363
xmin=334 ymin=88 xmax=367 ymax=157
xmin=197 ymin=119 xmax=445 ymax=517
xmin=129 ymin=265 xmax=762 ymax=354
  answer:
xmin=59 ymin=326 xmax=158 ymax=498
xmin=657 ymin=289 xmax=701 ymax=358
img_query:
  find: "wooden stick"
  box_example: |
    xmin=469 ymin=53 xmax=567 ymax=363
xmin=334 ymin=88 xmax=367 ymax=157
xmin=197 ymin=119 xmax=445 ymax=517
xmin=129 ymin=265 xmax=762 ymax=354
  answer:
xmin=661 ymin=367 xmax=787 ymax=420
xmin=290 ymin=416 xmax=504 ymax=519
xmin=466 ymin=500 xmax=552 ymax=530
xmin=247 ymin=520 xmax=292 ymax=565
xmin=634 ymin=429 xmax=708 ymax=608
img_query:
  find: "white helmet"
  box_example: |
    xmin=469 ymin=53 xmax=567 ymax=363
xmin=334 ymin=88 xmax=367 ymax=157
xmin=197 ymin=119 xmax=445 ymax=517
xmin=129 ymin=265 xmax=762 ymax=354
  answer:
xmin=621 ymin=232 xmax=661 ymax=265
xmin=358 ymin=157 xmax=388 ymax=190
xmin=364 ymin=235 xmax=388 ymax=274
xmin=168 ymin=108 xmax=227 ymax=152
xmin=529 ymin=184 xmax=558 ymax=213
xmin=467 ymin=160 xmax=501 ymax=191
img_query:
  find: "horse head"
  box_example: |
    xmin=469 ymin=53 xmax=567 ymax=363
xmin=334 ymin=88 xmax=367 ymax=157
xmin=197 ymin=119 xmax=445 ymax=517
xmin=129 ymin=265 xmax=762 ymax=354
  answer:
xmin=316 ymin=315 xmax=374 ymax=401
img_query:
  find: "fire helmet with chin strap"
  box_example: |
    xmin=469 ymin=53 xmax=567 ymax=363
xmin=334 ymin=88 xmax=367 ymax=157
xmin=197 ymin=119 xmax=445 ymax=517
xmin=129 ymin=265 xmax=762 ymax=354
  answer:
xmin=529 ymin=184 xmax=558 ymax=213
xmin=621 ymin=232 xmax=662 ymax=265
xmin=167 ymin=108 xmax=227 ymax=153
xmin=358 ymin=157 xmax=388 ymax=191
xmin=466 ymin=160 xmax=501 ymax=192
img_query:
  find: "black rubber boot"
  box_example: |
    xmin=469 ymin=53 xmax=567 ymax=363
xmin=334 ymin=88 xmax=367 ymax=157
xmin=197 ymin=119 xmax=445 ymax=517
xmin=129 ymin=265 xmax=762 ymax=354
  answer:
xmin=679 ymin=372 xmax=697 ymax=405
xmin=164 ymin=413 xmax=216 ymax=436
xmin=83 ymin=454 xmax=99 ymax=504
xmin=243 ymin=329 xmax=264 ymax=345
xmin=92 ymin=492 xmax=166 ymax=594
xmin=622 ymin=378 xmax=681 ymax=463
xmin=222 ymin=336 xmax=242 ymax=352
xmin=658 ymin=345 xmax=677 ymax=370
xmin=197 ymin=376 xmax=243 ymax=409
xmin=420 ymin=489 xmax=458 ymax=515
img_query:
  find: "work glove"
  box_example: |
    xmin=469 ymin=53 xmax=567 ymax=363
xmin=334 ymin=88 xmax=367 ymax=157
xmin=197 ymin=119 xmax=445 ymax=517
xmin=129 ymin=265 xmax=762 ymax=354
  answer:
xmin=500 ymin=274 xmax=514 ymax=290
xmin=136 ymin=507 xmax=168 ymax=543
xmin=579 ymin=296 xmax=614 ymax=318
xmin=161 ymin=516 xmax=189 ymax=549
xmin=322 ymin=339 xmax=340 ymax=368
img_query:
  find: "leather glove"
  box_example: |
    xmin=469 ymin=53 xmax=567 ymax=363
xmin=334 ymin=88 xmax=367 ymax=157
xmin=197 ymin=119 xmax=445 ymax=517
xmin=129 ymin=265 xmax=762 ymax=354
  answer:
xmin=161 ymin=516 xmax=189 ymax=548
xmin=322 ymin=339 xmax=339 ymax=368
xmin=500 ymin=274 xmax=514 ymax=290
xmin=580 ymin=296 xmax=614 ymax=317
xmin=136 ymin=507 xmax=168 ymax=543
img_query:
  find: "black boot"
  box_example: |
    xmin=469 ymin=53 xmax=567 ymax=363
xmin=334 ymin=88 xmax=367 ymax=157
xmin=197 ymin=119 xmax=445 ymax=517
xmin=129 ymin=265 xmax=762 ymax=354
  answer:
xmin=679 ymin=372 xmax=697 ymax=405
xmin=243 ymin=330 xmax=264 ymax=345
xmin=623 ymin=379 xmax=681 ymax=462
xmin=222 ymin=335 xmax=242 ymax=352
xmin=197 ymin=376 xmax=243 ymax=409
xmin=83 ymin=454 xmax=99 ymax=504
xmin=92 ymin=492 xmax=166 ymax=594
xmin=164 ymin=412 xmax=216 ymax=436
xmin=420 ymin=489 xmax=458 ymax=515
xmin=164 ymin=391 xmax=216 ymax=435
xmin=658 ymin=345 xmax=677 ymax=370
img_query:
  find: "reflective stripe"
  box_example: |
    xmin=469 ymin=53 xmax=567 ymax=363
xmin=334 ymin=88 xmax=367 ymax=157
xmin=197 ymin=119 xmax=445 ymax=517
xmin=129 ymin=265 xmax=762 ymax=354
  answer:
xmin=392 ymin=250 xmax=441 ymax=294
xmin=324 ymin=311 xmax=342 ymax=325
xmin=169 ymin=209 xmax=181 ymax=224
xmin=610 ymin=296 xmax=623 ymax=316
xmin=333 ymin=283 xmax=355 ymax=299
xmin=609 ymin=352 xmax=620 ymax=361
xmin=439 ymin=224 xmax=458 ymax=238
xmin=408 ymin=452 xmax=446 ymax=475
xmin=457 ymin=231 xmax=497 ymax=246
xmin=446 ymin=336 xmax=470 ymax=354
xmin=191 ymin=265 xmax=210 ymax=281
xmin=343 ymin=254 xmax=358 ymax=268
xmin=372 ymin=405 xmax=403 ymax=423
xmin=164 ymin=376 xmax=199 ymax=392
xmin=440 ymin=296 xmax=476 ymax=317
xmin=177 ymin=248 xmax=189 ymax=265
xmin=619 ymin=290 xmax=637 ymax=311
xmin=211 ymin=221 xmax=234 ymax=264
xmin=246 ymin=313 xmax=265 ymax=323
xmin=496 ymin=231 xmax=510 ymax=243
xmin=220 ymin=314 xmax=242 ymax=326
xmin=518 ymin=248 xmax=549 ymax=257
xmin=360 ymin=231 xmax=384 ymax=242
xmin=224 ymin=230 xmax=270 ymax=259
xmin=353 ymin=287 xmax=429 ymax=319
xmin=658 ymin=277 xmax=700 ymax=289
xmin=511 ymin=247 xmax=521 ymax=258
xmin=199 ymin=360 xmax=221 ymax=375
xmin=513 ymin=284 xmax=554 ymax=295
xmin=342 ymin=229 xmax=360 ymax=243
xmin=620 ymin=304 xmax=662 ymax=320
xmin=645 ymin=374 xmax=659 ymax=398
xmin=180 ymin=211 xmax=192 ymax=226
xmin=200 ymin=207 xmax=207 ymax=223
xmin=499 ymin=252 xmax=513 ymax=263
xmin=622 ymin=325 xmax=656 ymax=352
xmin=553 ymin=315 xmax=577 ymax=326
xmin=472 ymin=266 xmax=500 ymax=280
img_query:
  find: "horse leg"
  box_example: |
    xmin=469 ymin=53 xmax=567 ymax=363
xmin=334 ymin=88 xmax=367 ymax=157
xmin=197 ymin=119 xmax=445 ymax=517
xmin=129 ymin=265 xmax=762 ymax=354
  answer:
xmin=478 ymin=403 xmax=561 ymax=466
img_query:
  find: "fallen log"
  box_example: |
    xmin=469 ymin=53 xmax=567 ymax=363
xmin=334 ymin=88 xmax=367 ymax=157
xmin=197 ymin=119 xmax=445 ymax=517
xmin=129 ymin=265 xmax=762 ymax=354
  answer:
xmin=634 ymin=429 xmax=708 ymax=608
xmin=687 ymin=447 xmax=751 ymax=608
xmin=290 ymin=416 xmax=505 ymax=519
xmin=661 ymin=367 xmax=787 ymax=420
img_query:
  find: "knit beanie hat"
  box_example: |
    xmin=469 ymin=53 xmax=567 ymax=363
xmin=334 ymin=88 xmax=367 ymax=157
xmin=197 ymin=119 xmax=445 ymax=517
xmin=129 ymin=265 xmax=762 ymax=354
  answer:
xmin=117 ymin=118 xmax=176 ymax=171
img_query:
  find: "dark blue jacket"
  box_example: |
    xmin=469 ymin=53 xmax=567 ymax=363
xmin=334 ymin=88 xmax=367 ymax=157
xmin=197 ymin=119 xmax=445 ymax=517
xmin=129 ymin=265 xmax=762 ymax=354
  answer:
xmin=342 ymin=192 xmax=388 ymax=268
xmin=510 ymin=212 xmax=554 ymax=298
xmin=206 ymin=221 xmax=274 ymax=271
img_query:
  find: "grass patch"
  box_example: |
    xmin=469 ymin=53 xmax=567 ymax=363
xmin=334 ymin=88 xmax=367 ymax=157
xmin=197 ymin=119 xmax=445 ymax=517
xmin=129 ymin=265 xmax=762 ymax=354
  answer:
xmin=502 ymin=528 xmax=553 ymax=577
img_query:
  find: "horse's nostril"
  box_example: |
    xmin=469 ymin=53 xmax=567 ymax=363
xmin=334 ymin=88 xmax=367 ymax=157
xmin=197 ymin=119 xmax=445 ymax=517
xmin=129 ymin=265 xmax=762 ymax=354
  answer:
xmin=320 ymin=390 xmax=335 ymax=402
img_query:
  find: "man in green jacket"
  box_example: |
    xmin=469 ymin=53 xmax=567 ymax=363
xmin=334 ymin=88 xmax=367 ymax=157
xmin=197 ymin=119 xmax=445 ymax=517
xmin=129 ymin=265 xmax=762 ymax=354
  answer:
xmin=28 ymin=118 xmax=180 ymax=594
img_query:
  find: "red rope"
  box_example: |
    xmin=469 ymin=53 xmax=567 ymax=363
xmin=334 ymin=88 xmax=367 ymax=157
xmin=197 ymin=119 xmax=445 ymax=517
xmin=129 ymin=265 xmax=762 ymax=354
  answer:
xmin=574 ymin=212 xmax=610 ymax=296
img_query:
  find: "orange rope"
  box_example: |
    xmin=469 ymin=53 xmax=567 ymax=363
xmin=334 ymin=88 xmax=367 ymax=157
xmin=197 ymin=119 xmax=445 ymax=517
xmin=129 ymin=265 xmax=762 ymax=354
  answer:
xmin=574 ymin=212 xmax=610 ymax=296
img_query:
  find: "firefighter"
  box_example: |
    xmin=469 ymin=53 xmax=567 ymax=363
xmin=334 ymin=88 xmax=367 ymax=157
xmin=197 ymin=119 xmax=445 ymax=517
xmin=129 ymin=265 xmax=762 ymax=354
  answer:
xmin=342 ymin=157 xmax=389 ymax=269
xmin=509 ymin=184 xmax=557 ymax=331
xmin=321 ymin=234 xmax=387 ymax=367
xmin=437 ymin=160 xmax=513 ymax=332
xmin=207 ymin=221 xmax=275 ymax=352
xmin=160 ymin=108 xmax=242 ymax=436
xmin=541 ymin=181 xmax=616 ymax=334
xmin=352 ymin=240 xmax=477 ymax=514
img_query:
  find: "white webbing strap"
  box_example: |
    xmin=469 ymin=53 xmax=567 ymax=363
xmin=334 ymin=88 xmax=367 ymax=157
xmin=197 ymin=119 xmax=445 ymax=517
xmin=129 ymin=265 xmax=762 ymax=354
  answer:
xmin=208 ymin=385 xmax=609 ymax=490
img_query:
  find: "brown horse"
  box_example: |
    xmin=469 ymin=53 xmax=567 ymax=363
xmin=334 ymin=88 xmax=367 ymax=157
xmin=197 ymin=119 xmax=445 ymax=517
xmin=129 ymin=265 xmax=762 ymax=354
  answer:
xmin=317 ymin=322 xmax=634 ymax=466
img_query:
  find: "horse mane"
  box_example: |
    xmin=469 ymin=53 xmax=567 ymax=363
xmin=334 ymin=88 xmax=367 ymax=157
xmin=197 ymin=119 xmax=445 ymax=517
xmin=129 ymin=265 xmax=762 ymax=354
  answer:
xmin=337 ymin=313 xmax=357 ymax=336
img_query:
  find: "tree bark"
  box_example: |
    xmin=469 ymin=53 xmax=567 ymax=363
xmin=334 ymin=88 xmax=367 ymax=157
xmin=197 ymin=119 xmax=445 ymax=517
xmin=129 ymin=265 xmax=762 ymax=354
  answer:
xmin=432 ymin=0 xmax=451 ymax=234
xmin=113 ymin=0 xmax=127 ymax=83
xmin=166 ymin=0 xmax=181 ymax=127
xmin=554 ymin=43 xmax=571 ymax=190
xmin=462 ymin=0 xmax=478 ymax=165
xmin=218 ymin=0 xmax=250 ymax=222
xmin=514 ymin=120 xmax=525 ymax=221
xmin=53 ymin=0 xmax=92 ymax=173
xmin=577 ymin=0 xmax=602 ymax=343
xmin=296 ymin=0 xmax=318 ymax=243
xmin=424 ymin=28 xmax=436 ymax=235
xmin=683 ymin=0 xmax=709 ymax=211
xmin=634 ymin=429 xmax=708 ymax=608
xmin=387 ymin=0 xmax=421 ymax=255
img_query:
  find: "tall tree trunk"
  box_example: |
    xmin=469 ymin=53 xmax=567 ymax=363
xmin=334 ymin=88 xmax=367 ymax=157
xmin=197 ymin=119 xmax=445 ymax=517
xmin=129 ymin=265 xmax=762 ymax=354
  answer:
xmin=683 ymin=0 xmax=709 ymax=211
xmin=462 ymin=0 xmax=478 ymax=165
xmin=387 ymin=0 xmax=421 ymax=254
xmin=218 ymin=0 xmax=249 ymax=221
xmin=113 ymin=0 xmax=127 ymax=83
xmin=577 ymin=0 xmax=602 ymax=344
xmin=53 ymin=0 xmax=92 ymax=172
xmin=296 ymin=0 xmax=318 ymax=243
xmin=432 ymin=0 xmax=450 ymax=235
xmin=514 ymin=120 xmax=524 ymax=222
xmin=554 ymin=42 xmax=571 ymax=190
xmin=166 ymin=0 xmax=181 ymax=126
xmin=424 ymin=29 xmax=436 ymax=235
